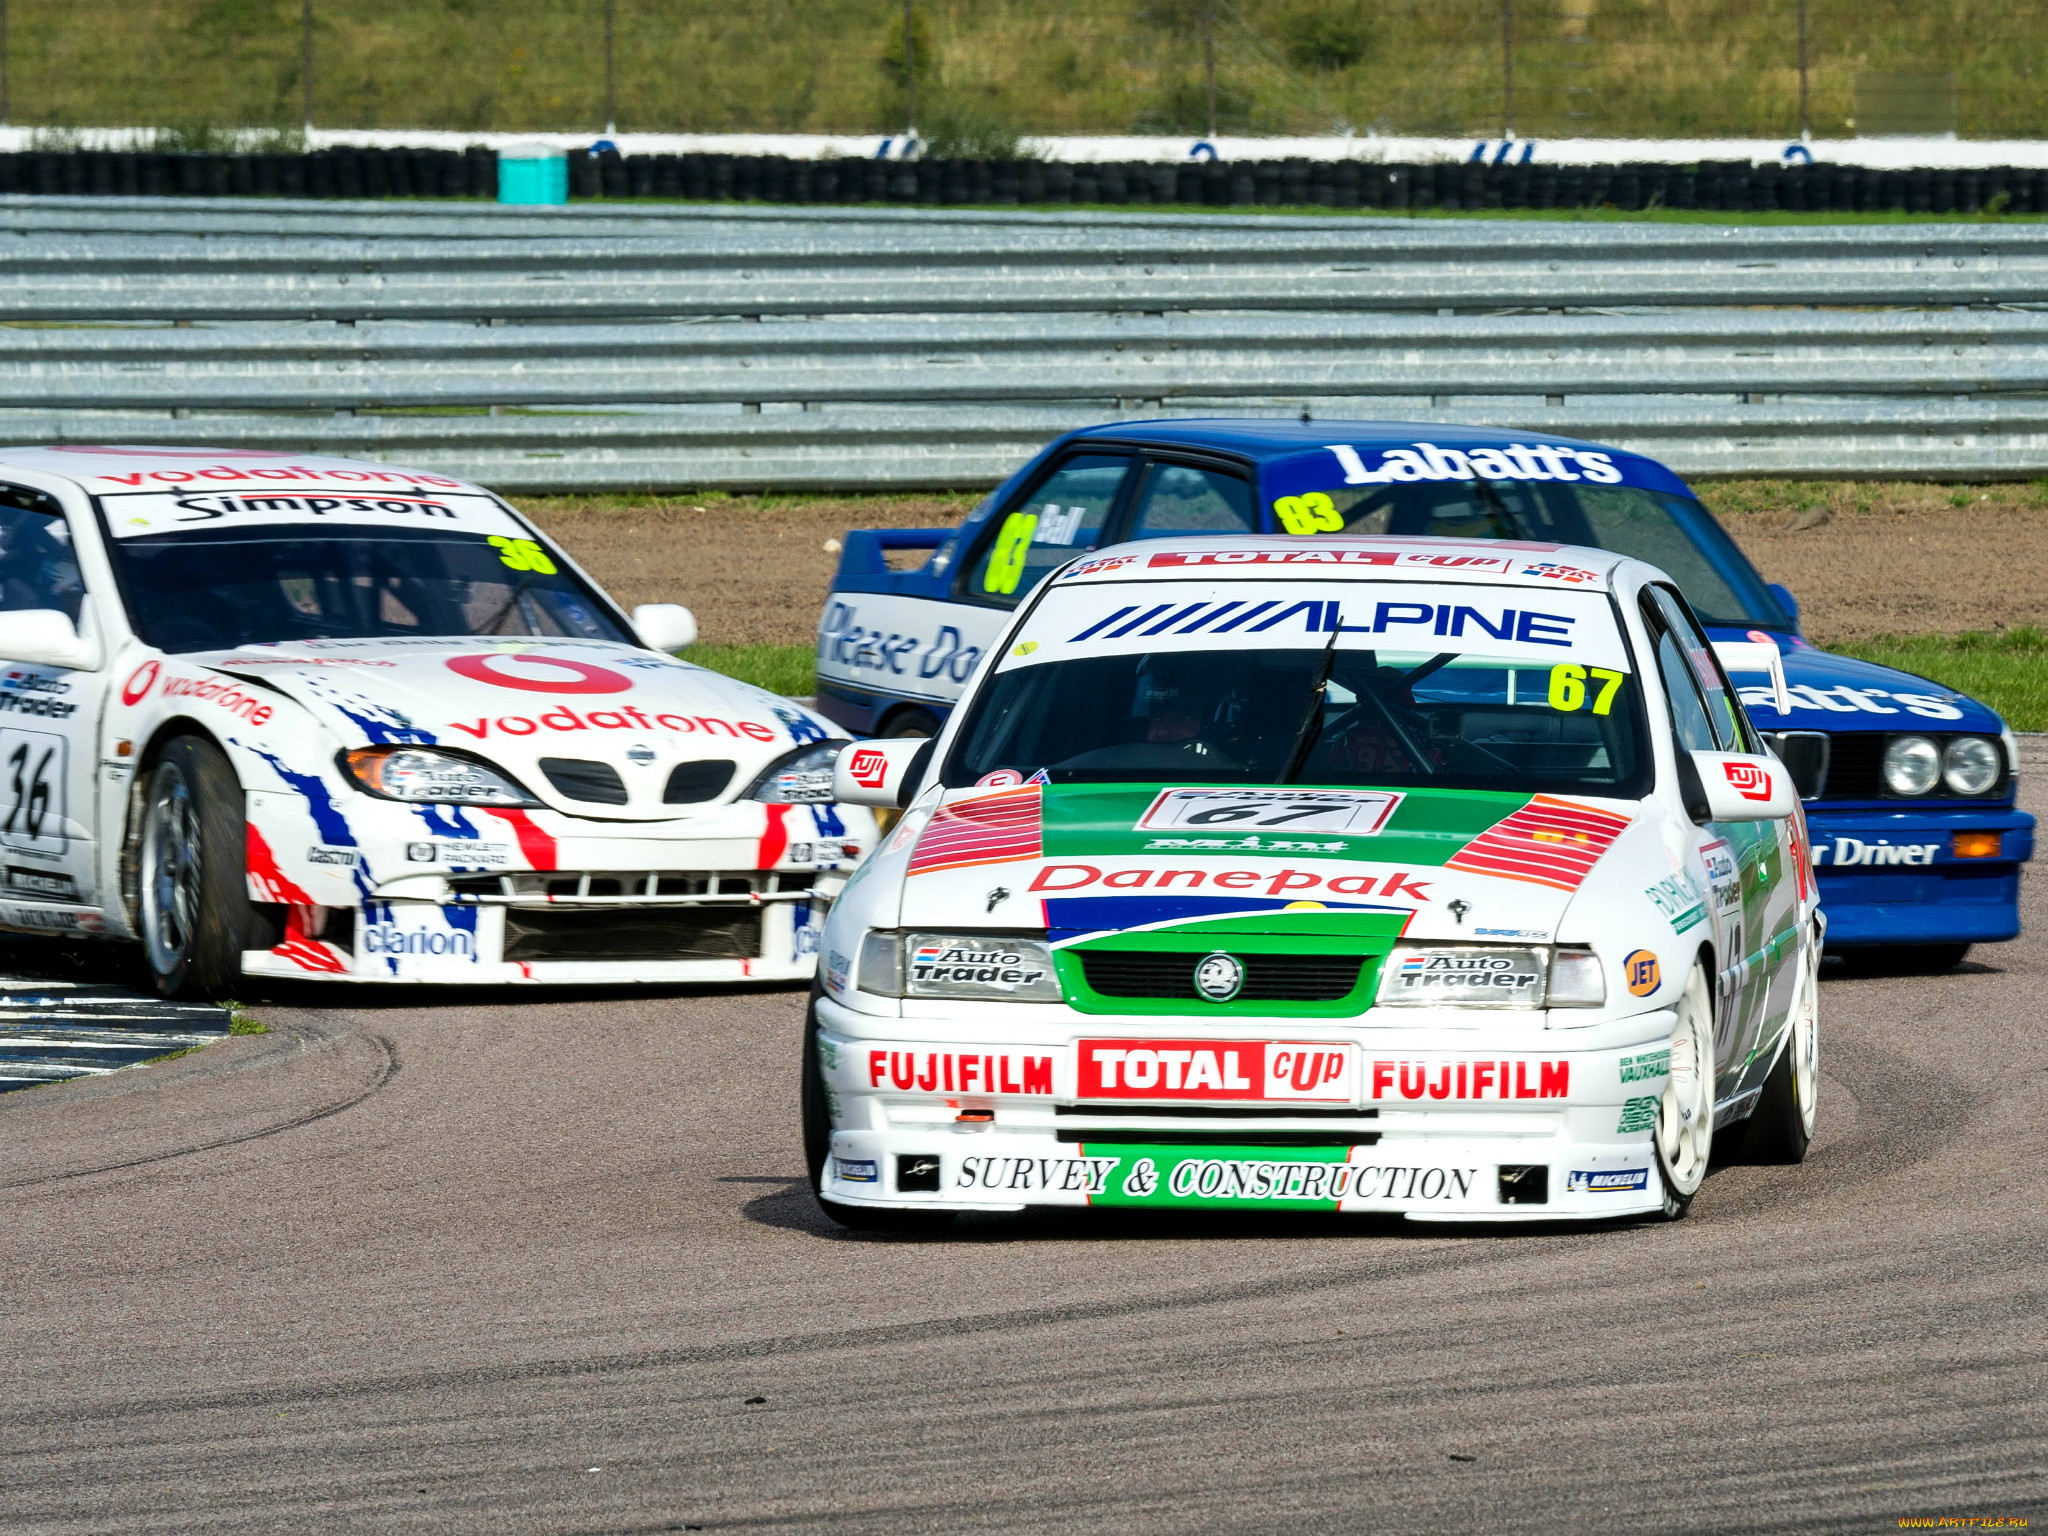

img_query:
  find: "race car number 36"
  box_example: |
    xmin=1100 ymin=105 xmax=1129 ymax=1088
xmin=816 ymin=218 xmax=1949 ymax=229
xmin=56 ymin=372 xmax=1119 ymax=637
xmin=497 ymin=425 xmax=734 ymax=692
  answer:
xmin=1133 ymin=787 xmax=1404 ymax=835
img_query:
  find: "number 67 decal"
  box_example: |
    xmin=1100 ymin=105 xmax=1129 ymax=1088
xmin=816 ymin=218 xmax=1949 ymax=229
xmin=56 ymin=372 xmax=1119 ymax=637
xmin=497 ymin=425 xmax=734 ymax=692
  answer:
xmin=1547 ymin=663 xmax=1625 ymax=716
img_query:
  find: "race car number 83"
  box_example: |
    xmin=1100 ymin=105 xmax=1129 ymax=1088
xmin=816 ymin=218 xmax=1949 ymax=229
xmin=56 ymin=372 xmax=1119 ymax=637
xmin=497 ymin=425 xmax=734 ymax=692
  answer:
xmin=1271 ymin=492 xmax=1344 ymax=535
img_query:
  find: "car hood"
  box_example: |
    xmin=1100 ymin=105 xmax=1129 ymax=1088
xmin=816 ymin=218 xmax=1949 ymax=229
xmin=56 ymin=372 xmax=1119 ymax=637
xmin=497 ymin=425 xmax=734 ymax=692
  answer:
xmin=1706 ymin=629 xmax=2002 ymax=734
xmin=191 ymin=637 xmax=841 ymax=820
xmin=897 ymin=780 xmax=1638 ymax=946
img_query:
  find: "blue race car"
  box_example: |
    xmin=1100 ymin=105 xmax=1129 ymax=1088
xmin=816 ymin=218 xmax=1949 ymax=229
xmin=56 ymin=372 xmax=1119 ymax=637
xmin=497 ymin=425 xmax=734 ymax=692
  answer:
xmin=813 ymin=419 xmax=2033 ymax=970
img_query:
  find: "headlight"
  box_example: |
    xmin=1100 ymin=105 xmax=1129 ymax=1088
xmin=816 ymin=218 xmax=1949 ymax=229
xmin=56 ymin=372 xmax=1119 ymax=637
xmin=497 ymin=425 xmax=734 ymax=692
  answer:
xmin=1547 ymin=948 xmax=1607 ymax=1007
xmin=340 ymin=746 xmax=538 ymax=805
xmin=855 ymin=930 xmax=1062 ymax=1002
xmin=1943 ymin=735 xmax=2003 ymax=795
xmin=1881 ymin=735 xmax=1941 ymax=796
xmin=746 ymin=742 xmax=847 ymax=803
xmin=1376 ymin=945 xmax=1548 ymax=1008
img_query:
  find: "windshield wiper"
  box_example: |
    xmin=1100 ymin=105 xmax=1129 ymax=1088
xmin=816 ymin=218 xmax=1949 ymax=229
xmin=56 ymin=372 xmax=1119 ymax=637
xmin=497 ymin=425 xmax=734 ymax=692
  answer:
xmin=476 ymin=572 xmax=541 ymax=636
xmin=1278 ymin=625 xmax=1345 ymax=784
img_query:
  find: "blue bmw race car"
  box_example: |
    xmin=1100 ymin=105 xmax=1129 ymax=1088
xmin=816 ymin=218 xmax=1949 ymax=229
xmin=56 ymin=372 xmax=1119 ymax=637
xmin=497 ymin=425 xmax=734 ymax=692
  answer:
xmin=813 ymin=419 xmax=2033 ymax=969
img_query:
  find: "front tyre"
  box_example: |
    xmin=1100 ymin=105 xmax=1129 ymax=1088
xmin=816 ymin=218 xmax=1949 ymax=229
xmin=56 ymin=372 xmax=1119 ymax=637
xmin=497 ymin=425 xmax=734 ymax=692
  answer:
xmin=801 ymin=988 xmax=951 ymax=1234
xmin=139 ymin=736 xmax=256 ymax=1000
xmin=1654 ymin=964 xmax=1717 ymax=1219
xmin=1739 ymin=939 xmax=1819 ymax=1164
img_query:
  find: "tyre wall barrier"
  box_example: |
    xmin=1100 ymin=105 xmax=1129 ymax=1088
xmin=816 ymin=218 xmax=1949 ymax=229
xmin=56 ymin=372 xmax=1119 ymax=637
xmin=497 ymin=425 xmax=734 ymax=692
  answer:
xmin=3 ymin=147 xmax=2047 ymax=215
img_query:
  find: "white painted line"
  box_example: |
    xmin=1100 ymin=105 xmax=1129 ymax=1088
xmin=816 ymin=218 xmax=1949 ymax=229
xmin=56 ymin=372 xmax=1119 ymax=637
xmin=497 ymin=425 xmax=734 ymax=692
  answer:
xmin=0 ymin=1035 xmax=217 ymax=1050
xmin=0 ymin=1011 xmax=225 ymax=1024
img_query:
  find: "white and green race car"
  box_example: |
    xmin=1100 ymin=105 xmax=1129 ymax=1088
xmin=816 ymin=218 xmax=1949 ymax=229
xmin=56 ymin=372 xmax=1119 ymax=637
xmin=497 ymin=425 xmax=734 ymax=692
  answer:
xmin=807 ymin=533 xmax=1821 ymax=1225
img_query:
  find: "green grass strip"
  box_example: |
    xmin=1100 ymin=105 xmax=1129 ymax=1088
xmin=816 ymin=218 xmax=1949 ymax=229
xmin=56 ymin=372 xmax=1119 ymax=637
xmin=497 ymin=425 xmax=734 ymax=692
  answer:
xmin=687 ymin=642 xmax=816 ymax=699
xmin=1830 ymin=627 xmax=2048 ymax=731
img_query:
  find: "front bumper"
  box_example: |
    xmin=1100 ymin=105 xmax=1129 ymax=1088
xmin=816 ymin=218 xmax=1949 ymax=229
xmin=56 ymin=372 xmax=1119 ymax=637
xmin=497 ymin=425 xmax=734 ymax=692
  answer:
xmin=815 ymin=995 xmax=1679 ymax=1222
xmin=242 ymin=788 xmax=866 ymax=984
xmin=1806 ymin=805 xmax=2034 ymax=947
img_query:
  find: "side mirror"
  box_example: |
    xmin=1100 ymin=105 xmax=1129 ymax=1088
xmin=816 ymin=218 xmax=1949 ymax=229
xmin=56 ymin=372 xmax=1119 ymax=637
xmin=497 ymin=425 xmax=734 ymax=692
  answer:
xmin=632 ymin=603 xmax=697 ymax=652
xmin=1767 ymin=582 xmax=1801 ymax=627
xmin=0 ymin=609 xmax=97 ymax=671
xmin=831 ymin=737 xmax=934 ymax=809
xmin=1691 ymin=750 xmax=1800 ymax=821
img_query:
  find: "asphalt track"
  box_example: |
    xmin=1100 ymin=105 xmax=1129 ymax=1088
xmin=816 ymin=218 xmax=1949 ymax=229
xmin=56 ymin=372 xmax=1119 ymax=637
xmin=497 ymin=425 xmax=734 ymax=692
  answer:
xmin=3 ymin=780 xmax=2044 ymax=1533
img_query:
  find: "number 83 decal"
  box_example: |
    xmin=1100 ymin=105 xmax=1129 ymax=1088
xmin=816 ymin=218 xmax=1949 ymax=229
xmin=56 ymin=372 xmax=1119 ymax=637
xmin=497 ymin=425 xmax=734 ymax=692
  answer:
xmin=1270 ymin=492 xmax=1344 ymax=535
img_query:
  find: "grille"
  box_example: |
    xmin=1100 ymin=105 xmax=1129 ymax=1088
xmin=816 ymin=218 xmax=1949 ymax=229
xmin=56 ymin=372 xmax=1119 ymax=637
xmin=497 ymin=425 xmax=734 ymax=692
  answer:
xmin=445 ymin=870 xmax=814 ymax=902
xmin=1816 ymin=733 xmax=1883 ymax=800
xmin=664 ymin=758 xmax=737 ymax=803
xmin=1055 ymin=1103 xmax=1379 ymax=1147
xmin=503 ymin=906 xmax=762 ymax=963
xmin=539 ymin=757 xmax=629 ymax=805
xmin=1077 ymin=950 xmax=1366 ymax=1003
xmin=1759 ymin=730 xmax=1830 ymax=798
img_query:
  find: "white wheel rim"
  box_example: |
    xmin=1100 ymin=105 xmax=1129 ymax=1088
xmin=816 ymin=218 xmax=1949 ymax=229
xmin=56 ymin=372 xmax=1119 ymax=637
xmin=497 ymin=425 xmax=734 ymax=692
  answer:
xmin=140 ymin=764 xmax=201 ymax=975
xmin=1657 ymin=969 xmax=1715 ymax=1197
xmin=1791 ymin=951 xmax=1819 ymax=1136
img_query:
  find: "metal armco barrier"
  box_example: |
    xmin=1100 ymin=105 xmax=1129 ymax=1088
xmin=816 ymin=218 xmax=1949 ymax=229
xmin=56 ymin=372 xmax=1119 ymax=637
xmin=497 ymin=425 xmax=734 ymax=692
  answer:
xmin=2 ymin=194 xmax=2044 ymax=485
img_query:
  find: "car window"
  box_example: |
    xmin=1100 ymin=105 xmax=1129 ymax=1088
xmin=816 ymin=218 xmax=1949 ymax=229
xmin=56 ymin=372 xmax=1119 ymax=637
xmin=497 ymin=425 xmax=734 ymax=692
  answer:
xmin=1643 ymin=597 xmax=1720 ymax=754
xmin=1310 ymin=478 xmax=1578 ymax=543
xmin=1579 ymin=490 xmax=1766 ymax=633
xmin=0 ymin=488 xmax=84 ymax=624
xmin=1126 ymin=462 xmax=1255 ymax=540
xmin=962 ymin=454 xmax=1128 ymax=608
xmin=1647 ymin=585 xmax=1752 ymax=752
xmin=1270 ymin=454 xmax=1789 ymax=628
xmin=102 ymin=525 xmax=633 ymax=652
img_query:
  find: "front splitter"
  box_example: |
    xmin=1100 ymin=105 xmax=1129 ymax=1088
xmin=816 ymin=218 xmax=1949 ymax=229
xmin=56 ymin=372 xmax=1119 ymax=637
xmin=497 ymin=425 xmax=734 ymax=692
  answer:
xmin=824 ymin=1129 xmax=1665 ymax=1221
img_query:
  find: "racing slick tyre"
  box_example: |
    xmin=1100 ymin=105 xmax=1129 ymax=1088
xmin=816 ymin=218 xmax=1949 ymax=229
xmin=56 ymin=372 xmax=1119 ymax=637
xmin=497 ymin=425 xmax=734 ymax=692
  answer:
xmin=139 ymin=736 xmax=259 ymax=1000
xmin=1654 ymin=964 xmax=1717 ymax=1220
xmin=801 ymin=987 xmax=953 ymax=1234
xmin=1738 ymin=939 xmax=1820 ymax=1165
xmin=1838 ymin=943 xmax=1970 ymax=975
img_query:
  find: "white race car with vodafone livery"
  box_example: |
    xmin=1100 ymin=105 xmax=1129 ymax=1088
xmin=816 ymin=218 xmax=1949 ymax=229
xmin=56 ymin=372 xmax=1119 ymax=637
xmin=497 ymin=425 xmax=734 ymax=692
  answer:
xmin=0 ymin=446 xmax=872 ymax=996
xmin=806 ymin=533 xmax=1821 ymax=1227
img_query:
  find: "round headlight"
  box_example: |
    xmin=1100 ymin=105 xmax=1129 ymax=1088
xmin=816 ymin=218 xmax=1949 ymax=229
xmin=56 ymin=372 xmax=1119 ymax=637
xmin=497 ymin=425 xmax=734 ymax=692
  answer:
xmin=1943 ymin=735 xmax=2002 ymax=795
xmin=1881 ymin=735 xmax=1941 ymax=796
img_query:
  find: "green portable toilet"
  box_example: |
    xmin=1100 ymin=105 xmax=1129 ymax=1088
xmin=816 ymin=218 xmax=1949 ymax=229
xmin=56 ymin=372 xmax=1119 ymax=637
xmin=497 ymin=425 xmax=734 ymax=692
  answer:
xmin=498 ymin=143 xmax=568 ymax=205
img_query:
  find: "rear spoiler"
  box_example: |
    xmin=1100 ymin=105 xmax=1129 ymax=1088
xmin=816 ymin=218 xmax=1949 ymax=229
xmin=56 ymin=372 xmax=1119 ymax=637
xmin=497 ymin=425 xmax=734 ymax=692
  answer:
xmin=834 ymin=528 xmax=952 ymax=581
xmin=1711 ymin=640 xmax=1792 ymax=715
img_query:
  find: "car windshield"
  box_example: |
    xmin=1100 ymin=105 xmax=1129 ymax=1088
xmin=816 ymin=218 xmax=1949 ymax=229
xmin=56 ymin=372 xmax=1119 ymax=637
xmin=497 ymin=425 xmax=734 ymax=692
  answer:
xmin=1272 ymin=471 xmax=1786 ymax=629
xmin=946 ymin=580 xmax=1650 ymax=798
xmin=103 ymin=525 xmax=634 ymax=653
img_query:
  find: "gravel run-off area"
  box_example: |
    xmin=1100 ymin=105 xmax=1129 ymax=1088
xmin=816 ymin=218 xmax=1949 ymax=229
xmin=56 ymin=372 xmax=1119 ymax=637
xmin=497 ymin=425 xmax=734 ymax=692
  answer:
xmin=519 ymin=480 xmax=2048 ymax=652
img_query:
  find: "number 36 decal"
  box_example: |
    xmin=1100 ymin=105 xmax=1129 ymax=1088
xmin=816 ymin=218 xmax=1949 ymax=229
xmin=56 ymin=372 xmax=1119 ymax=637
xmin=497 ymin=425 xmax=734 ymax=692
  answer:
xmin=0 ymin=728 xmax=67 ymax=854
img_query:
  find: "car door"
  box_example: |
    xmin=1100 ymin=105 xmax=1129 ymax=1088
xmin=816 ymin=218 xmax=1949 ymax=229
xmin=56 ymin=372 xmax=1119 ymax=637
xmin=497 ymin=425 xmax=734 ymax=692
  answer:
xmin=959 ymin=451 xmax=1133 ymax=608
xmin=1641 ymin=585 xmax=1795 ymax=1096
xmin=0 ymin=483 xmax=104 ymax=914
